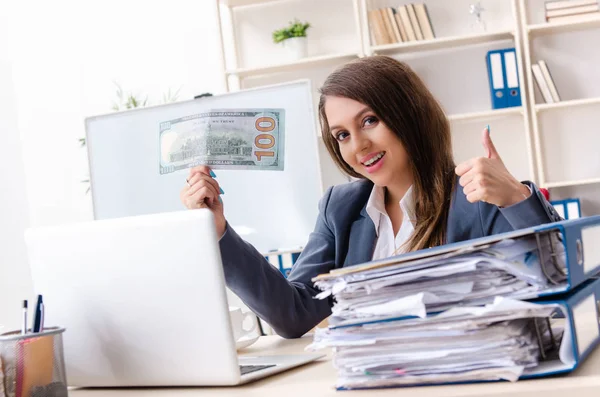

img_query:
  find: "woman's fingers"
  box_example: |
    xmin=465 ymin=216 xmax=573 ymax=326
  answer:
xmin=181 ymin=175 xmax=221 ymax=210
xmin=466 ymin=190 xmax=483 ymax=204
xmin=189 ymin=165 xmax=215 ymax=179
xmin=180 ymin=166 xmax=225 ymax=210
xmin=189 ymin=179 xmax=220 ymax=202
xmin=187 ymin=173 xmax=222 ymax=196
xmin=187 ymin=186 xmax=218 ymax=209
xmin=463 ymin=179 xmax=479 ymax=197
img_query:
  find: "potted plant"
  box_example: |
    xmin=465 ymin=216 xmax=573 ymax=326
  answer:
xmin=272 ymin=19 xmax=311 ymax=61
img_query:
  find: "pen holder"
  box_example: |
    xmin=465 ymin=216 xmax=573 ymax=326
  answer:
xmin=0 ymin=328 xmax=67 ymax=397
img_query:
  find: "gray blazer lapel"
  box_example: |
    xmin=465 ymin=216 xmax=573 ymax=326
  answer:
xmin=344 ymin=205 xmax=377 ymax=267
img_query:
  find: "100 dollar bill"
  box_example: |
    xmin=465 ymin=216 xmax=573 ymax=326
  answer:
xmin=159 ymin=108 xmax=285 ymax=174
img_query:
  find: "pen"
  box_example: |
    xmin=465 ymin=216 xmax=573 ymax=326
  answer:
xmin=22 ymin=300 xmax=28 ymax=334
xmin=32 ymin=294 xmax=44 ymax=333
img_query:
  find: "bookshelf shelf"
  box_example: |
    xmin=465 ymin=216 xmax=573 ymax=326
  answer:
xmin=535 ymin=97 xmax=600 ymax=112
xmin=448 ymin=107 xmax=524 ymax=122
xmin=527 ymin=14 xmax=600 ymax=35
xmin=544 ymin=178 xmax=600 ymax=189
xmin=225 ymin=52 xmax=361 ymax=78
xmin=371 ymin=30 xmax=516 ymax=55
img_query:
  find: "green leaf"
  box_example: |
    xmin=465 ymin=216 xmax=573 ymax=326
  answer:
xmin=272 ymin=19 xmax=310 ymax=43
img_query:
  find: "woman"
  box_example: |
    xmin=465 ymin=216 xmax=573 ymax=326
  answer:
xmin=180 ymin=56 xmax=561 ymax=338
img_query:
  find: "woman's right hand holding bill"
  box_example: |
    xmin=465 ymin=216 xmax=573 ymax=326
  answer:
xmin=180 ymin=166 xmax=227 ymax=237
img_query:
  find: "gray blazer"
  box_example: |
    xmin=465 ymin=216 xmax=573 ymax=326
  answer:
xmin=219 ymin=179 xmax=562 ymax=338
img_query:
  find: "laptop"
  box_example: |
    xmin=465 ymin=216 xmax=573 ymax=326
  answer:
xmin=24 ymin=209 xmax=324 ymax=386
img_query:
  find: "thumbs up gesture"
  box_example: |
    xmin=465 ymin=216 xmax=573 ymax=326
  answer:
xmin=455 ymin=126 xmax=531 ymax=208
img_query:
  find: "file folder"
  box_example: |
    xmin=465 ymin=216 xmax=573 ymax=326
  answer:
xmin=265 ymin=248 xmax=302 ymax=277
xmin=486 ymin=48 xmax=522 ymax=109
xmin=523 ymin=275 xmax=600 ymax=379
xmin=314 ymin=216 xmax=600 ymax=310
xmin=552 ymin=198 xmax=582 ymax=220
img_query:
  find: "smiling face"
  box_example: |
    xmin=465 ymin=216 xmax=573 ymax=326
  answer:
xmin=325 ymin=95 xmax=413 ymax=189
xmin=318 ymin=56 xmax=456 ymax=251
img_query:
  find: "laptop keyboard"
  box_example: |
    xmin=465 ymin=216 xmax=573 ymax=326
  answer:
xmin=239 ymin=364 xmax=276 ymax=375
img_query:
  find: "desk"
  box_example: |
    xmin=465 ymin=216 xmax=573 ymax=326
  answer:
xmin=71 ymin=335 xmax=600 ymax=397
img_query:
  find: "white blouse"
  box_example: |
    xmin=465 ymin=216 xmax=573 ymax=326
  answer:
xmin=365 ymin=185 xmax=416 ymax=261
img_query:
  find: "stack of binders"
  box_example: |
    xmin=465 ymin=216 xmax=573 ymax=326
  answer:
xmin=308 ymin=216 xmax=600 ymax=390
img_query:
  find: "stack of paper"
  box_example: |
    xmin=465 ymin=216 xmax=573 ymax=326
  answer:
xmin=314 ymin=236 xmax=566 ymax=327
xmin=308 ymin=298 xmax=562 ymax=389
xmin=308 ymin=232 xmax=572 ymax=389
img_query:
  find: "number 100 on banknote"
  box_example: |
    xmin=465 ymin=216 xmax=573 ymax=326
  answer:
xmin=159 ymin=108 xmax=285 ymax=174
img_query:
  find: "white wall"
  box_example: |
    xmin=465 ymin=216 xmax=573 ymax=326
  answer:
xmin=6 ymin=0 xmax=226 ymax=228
xmin=0 ymin=9 xmax=33 ymax=332
xmin=0 ymin=0 xmax=226 ymax=328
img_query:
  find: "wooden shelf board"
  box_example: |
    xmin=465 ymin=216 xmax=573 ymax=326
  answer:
xmin=371 ymin=30 xmax=515 ymax=54
xmin=545 ymin=178 xmax=600 ymax=189
xmin=535 ymin=97 xmax=600 ymax=112
xmin=448 ymin=106 xmax=523 ymax=122
xmin=226 ymin=52 xmax=360 ymax=78
xmin=527 ymin=15 xmax=600 ymax=35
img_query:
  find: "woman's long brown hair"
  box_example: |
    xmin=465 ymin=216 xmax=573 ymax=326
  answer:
xmin=318 ymin=55 xmax=455 ymax=251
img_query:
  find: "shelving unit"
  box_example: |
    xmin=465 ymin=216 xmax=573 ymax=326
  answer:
xmin=518 ymin=0 xmax=600 ymax=195
xmin=216 ymin=0 xmax=600 ymax=205
xmin=217 ymin=0 xmax=364 ymax=91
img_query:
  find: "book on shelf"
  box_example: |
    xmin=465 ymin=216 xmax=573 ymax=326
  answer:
xmin=406 ymin=4 xmax=424 ymax=40
xmin=545 ymin=0 xmax=598 ymax=11
xmin=544 ymin=0 xmax=600 ymax=22
xmin=538 ymin=60 xmax=561 ymax=102
xmin=369 ymin=6 xmax=390 ymax=45
xmin=397 ymin=5 xmax=417 ymax=41
xmin=379 ymin=7 xmax=395 ymax=43
xmin=531 ymin=62 xmax=557 ymax=104
xmin=367 ymin=3 xmax=436 ymax=46
xmin=413 ymin=3 xmax=435 ymax=40
xmin=395 ymin=11 xmax=408 ymax=41
xmin=376 ymin=8 xmax=393 ymax=44
xmin=367 ymin=9 xmax=386 ymax=45
xmin=386 ymin=8 xmax=403 ymax=43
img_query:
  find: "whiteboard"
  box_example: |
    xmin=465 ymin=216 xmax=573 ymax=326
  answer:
xmin=86 ymin=80 xmax=323 ymax=254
